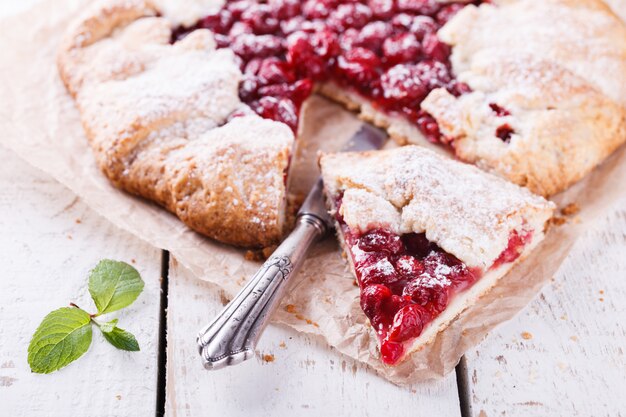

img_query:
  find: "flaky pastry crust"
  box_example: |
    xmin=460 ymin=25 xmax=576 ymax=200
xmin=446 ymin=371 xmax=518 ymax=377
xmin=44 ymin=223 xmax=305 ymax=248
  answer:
xmin=320 ymin=146 xmax=555 ymax=269
xmin=58 ymin=0 xmax=294 ymax=247
xmin=323 ymin=0 xmax=626 ymax=197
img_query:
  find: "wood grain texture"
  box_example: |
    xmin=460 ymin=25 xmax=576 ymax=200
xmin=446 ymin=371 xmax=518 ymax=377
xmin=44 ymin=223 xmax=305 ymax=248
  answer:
xmin=0 ymin=146 xmax=162 ymax=417
xmin=464 ymin=201 xmax=626 ymax=417
xmin=164 ymin=257 xmax=463 ymax=417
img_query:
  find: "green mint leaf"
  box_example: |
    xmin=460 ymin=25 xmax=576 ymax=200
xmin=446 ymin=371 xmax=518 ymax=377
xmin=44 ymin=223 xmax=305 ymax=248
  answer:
xmin=27 ymin=307 xmax=92 ymax=374
xmin=99 ymin=318 xmax=118 ymax=333
xmin=100 ymin=325 xmax=140 ymax=352
xmin=88 ymin=260 xmax=144 ymax=315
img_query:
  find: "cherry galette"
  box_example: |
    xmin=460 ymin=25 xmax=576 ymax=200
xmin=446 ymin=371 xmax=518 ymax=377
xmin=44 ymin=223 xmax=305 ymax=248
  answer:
xmin=320 ymin=146 xmax=554 ymax=364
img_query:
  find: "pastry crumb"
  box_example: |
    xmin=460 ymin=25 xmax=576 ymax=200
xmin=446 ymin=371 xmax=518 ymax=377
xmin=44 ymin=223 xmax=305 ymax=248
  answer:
xmin=599 ymin=297 xmax=604 ymax=302
xmin=599 ymin=289 xmax=604 ymax=294
xmin=548 ymin=216 xmax=567 ymax=227
xmin=279 ymin=341 xmax=286 ymax=349
xmin=560 ymin=202 xmax=580 ymax=216
xmin=521 ymin=331 xmax=533 ymax=340
xmin=570 ymin=335 xmax=578 ymax=342
xmin=244 ymin=249 xmax=265 ymax=262
xmin=218 ymin=290 xmax=231 ymax=306
xmin=284 ymin=304 xmax=297 ymax=313
xmin=75 ymin=218 xmax=82 ymax=224
xmin=262 ymin=354 xmax=275 ymax=363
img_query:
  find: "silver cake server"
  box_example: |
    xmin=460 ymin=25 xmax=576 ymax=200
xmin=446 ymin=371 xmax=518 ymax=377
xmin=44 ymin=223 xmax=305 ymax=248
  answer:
xmin=197 ymin=123 xmax=388 ymax=370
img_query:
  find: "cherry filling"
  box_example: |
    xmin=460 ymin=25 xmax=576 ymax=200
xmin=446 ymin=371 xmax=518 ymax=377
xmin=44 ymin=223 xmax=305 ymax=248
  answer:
xmin=334 ymin=196 xmax=531 ymax=365
xmin=172 ymin=0 xmax=484 ymax=137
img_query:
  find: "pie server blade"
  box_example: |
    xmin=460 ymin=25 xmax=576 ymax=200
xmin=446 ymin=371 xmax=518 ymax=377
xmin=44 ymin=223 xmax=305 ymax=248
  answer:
xmin=197 ymin=123 xmax=388 ymax=370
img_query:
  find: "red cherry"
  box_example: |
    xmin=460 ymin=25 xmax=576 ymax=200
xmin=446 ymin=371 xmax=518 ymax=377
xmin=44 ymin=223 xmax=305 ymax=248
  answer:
xmin=256 ymin=58 xmax=296 ymax=85
xmin=230 ymin=34 xmax=284 ymax=60
xmin=328 ymin=3 xmax=373 ymax=31
xmin=388 ymin=304 xmax=429 ymax=342
xmin=198 ymin=10 xmax=233 ymax=34
xmin=253 ymin=97 xmax=299 ymax=131
xmin=240 ymin=4 xmax=280 ymax=35
xmin=268 ymin=0 xmax=302 ymax=20
xmin=382 ymin=33 xmax=422 ymax=65
xmin=356 ymin=253 xmax=401 ymax=286
xmin=227 ymin=0 xmax=254 ymax=20
xmin=380 ymin=64 xmax=429 ymax=107
xmin=380 ymin=340 xmax=404 ymax=364
xmin=410 ymin=16 xmax=438 ymax=41
xmin=416 ymin=111 xmax=443 ymax=144
xmin=357 ymin=229 xmax=404 ymax=254
xmin=358 ymin=21 xmax=393 ymax=53
xmin=335 ymin=47 xmax=382 ymax=87
xmin=397 ymin=0 xmax=440 ymax=16
xmin=436 ymin=3 xmax=465 ymax=25
xmin=395 ymin=255 xmax=425 ymax=278
xmin=360 ymin=284 xmax=393 ymax=320
xmin=368 ymin=0 xmax=395 ymax=20
xmin=281 ymin=16 xmax=305 ymax=34
xmin=422 ymin=33 xmax=451 ymax=62
xmin=302 ymin=0 xmax=338 ymax=19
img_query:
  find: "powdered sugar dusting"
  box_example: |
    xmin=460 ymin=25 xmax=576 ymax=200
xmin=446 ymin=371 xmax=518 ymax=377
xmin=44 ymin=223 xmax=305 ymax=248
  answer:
xmin=321 ymin=146 xmax=554 ymax=268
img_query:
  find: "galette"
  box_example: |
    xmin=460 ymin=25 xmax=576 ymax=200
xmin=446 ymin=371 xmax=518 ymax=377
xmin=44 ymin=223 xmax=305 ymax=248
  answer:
xmin=320 ymin=145 xmax=555 ymax=364
xmin=58 ymin=0 xmax=626 ymax=247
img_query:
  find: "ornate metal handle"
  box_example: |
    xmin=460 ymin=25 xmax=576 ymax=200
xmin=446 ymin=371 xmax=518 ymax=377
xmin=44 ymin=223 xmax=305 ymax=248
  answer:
xmin=197 ymin=198 xmax=328 ymax=369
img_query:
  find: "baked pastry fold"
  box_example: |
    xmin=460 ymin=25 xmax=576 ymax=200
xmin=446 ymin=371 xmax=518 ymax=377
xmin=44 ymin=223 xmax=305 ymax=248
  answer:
xmin=58 ymin=0 xmax=293 ymax=247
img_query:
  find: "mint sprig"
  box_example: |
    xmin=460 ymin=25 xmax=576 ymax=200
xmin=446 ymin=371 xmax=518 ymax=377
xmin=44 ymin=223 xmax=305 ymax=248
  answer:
xmin=27 ymin=260 xmax=144 ymax=374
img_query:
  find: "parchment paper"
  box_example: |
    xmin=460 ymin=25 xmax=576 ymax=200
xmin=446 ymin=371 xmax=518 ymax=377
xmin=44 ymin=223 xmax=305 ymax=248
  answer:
xmin=1 ymin=0 xmax=625 ymax=385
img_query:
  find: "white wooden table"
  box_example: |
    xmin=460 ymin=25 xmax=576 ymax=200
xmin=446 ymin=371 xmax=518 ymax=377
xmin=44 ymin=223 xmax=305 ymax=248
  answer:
xmin=0 ymin=2 xmax=624 ymax=416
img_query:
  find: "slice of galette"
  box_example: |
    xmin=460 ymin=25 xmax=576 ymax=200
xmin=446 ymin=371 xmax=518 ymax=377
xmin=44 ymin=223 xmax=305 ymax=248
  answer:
xmin=320 ymin=146 xmax=555 ymax=365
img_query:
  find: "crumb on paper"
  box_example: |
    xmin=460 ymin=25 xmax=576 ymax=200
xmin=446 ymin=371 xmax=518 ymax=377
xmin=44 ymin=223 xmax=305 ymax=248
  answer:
xmin=218 ymin=290 xmax=230 ymax=306
xmin=599 ymin=297 xmax=604 ymax=302
xmin=570 ymin=335 xmax=578 ymax=342
xmin=599 ymin=289 xmax=605 ymax=294
xmin=244 ymin=245 xmax=277 ymax=261
xmin=295 ymin=313 xmax=320 ymax=327
xmin=67 ymin=234 xmax=73 ymax=240
xmin=279 ymin=341 xmax=286 ymax=349
xmin=560 ymin=314 xmax=568 ymax=321
xmin=262 ymin=354 xmax=275 ymax=363
xmin=521 ymin=331 xmax=533 ymax=340
xmin=75 ymin=218 xmax=81 ymax=224
xmin=561 ymin=202 xmax=580 ymax=216
xmin=284 ymin=304 xmax=319 ymax=327
xmin=548 ymin=216 xmax=567 ymax=227
xmin=131 ymin=258 xmax=136 ymax=264
xmin=115 ymin=395 xmax=122 ymax=400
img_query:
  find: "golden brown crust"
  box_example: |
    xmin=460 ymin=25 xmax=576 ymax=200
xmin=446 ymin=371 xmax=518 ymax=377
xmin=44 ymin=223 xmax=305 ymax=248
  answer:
xmin=322 ymin=0 xmax=626 ymax=197
xmin=58 ymin=0 xmax=294 ymax=247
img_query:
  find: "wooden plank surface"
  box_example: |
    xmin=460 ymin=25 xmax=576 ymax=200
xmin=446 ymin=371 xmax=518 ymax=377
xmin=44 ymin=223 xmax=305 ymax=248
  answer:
xmin=164 ymin=257 xmax=463 ymax=417
xmin=0 ymin=146 xmax=163 ymax=416
xmin=464 ymin=202 xmax=626 ymax=417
